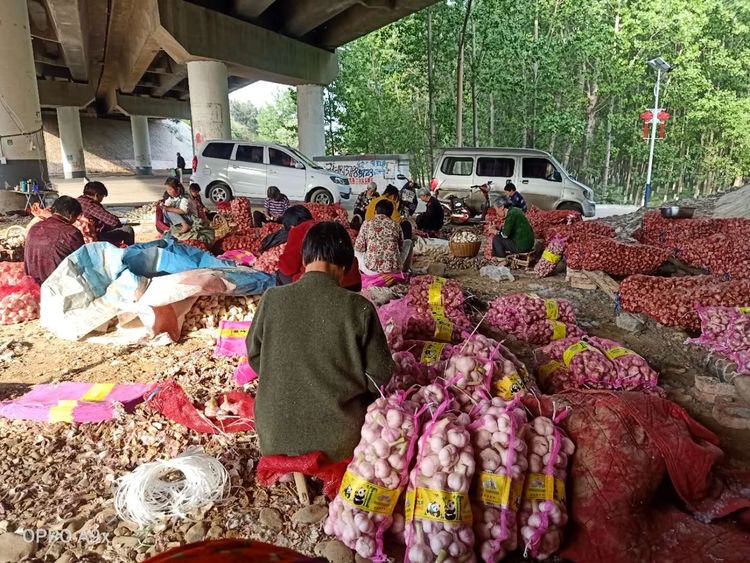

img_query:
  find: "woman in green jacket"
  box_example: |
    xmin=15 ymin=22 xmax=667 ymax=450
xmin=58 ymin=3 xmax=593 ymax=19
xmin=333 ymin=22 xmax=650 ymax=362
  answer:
xmin=489 ymin=195 xmax=535 ymax=258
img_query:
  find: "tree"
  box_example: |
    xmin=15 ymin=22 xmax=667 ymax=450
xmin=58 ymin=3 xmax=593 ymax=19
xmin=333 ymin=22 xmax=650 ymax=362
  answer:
xmin=229 ymin=99 xmax=258 ymax=140
xmin=257 ymin=89 xmax=298 ymax=147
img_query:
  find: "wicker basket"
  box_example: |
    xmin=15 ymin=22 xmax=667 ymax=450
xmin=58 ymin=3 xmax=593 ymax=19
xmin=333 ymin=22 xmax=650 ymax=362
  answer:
xmin=0 ymin=226 xmax=25 ymax=262
xmin=211 ymin=214 xmax=233 ymax=240
xmin=449 ymin=239 xmax=481 ymax=258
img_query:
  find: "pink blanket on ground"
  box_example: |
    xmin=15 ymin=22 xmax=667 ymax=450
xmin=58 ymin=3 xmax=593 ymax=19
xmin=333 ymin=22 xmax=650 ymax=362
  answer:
xmin=0 ymin=382 xmax=149 ymax=423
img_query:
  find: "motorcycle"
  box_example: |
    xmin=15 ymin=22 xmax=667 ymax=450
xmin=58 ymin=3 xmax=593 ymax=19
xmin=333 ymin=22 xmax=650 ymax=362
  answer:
xmin=438 ymin=182 xmax=492 ymax=224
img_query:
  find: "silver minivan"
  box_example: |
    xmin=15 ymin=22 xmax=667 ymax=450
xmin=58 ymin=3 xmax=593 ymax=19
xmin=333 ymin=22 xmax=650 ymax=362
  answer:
xmin=432 ymin=148 xmax=595 ymax=217
xmin=191 ymin=140 xmax=351 ymax=204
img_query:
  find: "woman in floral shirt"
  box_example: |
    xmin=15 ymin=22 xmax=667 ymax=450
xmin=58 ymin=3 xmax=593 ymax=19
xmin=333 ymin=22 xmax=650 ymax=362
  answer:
xmin=354 ymin=199 xmax=412 ymax=274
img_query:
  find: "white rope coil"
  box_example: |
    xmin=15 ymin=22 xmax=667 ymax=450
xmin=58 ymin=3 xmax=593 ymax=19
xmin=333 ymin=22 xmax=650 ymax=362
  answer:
xmin=113 ymin=448 xmax=229 ymax=526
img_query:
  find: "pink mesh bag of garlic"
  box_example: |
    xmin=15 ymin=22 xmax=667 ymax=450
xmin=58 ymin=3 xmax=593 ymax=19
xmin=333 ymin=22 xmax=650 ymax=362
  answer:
xmin=324 ymin=392 xmax=423 ymax=561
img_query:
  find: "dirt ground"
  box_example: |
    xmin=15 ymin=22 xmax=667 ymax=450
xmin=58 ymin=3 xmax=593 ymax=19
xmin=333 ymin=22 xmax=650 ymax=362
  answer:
xmin=1 ymin=195 xmax=749 ymax=562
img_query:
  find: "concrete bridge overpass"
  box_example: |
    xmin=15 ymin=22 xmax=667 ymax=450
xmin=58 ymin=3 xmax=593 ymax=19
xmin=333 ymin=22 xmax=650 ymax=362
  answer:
xmin=1 ymin=0 xmax=437 ymax=186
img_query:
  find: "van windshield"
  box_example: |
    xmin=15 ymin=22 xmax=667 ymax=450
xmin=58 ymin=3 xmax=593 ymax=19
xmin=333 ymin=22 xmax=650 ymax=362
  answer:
xmin=286 ymin=147 xmax=323 ymax=170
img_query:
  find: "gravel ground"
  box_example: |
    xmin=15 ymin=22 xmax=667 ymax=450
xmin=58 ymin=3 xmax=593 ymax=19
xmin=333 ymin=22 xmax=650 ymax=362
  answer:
xmin=0 ymin=190 xmax=748 ymax=562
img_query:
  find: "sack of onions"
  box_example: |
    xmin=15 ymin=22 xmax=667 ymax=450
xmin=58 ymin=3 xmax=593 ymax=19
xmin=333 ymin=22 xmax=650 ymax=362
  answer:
xmin=182 ymin=295 xmax=258 ymax=334
xmin=324 ymin=393 xmax=422 ymax=561
xmin=519 ymin=414 xmax=574 ymax=560
xmin=253 ymin=243 xmax=285 ymax=273
xmin=565 ymin=236 xmax=670 ymax=276
xmin=534 ymin=337 xmax=617 ymax=392
xmin=486 ymin=294 xmax=582 ymax=345
xmin=534 ymin=236 xmax=566 ymax=278
xmin=406 ymin=276 xmax=465 ymax=316
xmin=229 ymin=197 xmax=254 ymax=231
xmin=468 ymin=396 xmax=528 ymax=562
xmin=0 ymin=276 xmax=40 ymax=325
xmin=0 ymin=261 xmax=26 ymax=286
xmin=404 ymin=410 xmax=476 ymax=563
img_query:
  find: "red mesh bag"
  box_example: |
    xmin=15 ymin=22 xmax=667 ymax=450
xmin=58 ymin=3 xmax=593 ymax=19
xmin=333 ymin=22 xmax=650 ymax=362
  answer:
xmin=256 ymin=451 xmax=350 ymax=500
xmin=524 ymin=391 xmax=750 ymax=563
xmin=565 ymin=236 xmax=670 ymax=276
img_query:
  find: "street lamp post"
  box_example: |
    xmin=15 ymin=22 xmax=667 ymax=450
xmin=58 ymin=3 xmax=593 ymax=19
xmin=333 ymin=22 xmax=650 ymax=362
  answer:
xmin=643 ymin=57 xmax=673 ymax=207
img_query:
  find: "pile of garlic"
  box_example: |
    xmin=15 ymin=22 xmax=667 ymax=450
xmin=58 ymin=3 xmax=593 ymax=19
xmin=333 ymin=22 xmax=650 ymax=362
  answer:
xmin=182 ymin=295 xmax=259 ymax=334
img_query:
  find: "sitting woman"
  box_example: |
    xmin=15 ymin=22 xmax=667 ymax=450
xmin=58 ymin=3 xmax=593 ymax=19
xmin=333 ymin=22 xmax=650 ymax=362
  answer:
xmin=488 ymin=195 xmax=534 ymax=260
xmin=354 ymin=199 xmax=412 ymax=274
xmin=158 ymin=177 xmax=215 ymax=245
xmin=247 ymin=221 xmax=394 ymax=463
xmin=351 ymin=181 xmax=378 ymax=230
xmin=253 ymin=186 xmax=290 ymax=227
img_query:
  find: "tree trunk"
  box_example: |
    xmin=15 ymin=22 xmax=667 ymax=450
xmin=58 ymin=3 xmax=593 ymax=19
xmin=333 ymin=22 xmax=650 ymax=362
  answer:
xmin=531 ymin=5 xmax=539 ymax=147
xmin=602 ymin=96 xmax=615 ymax=188
xmin=548 ymin=94 xmax=561 ymax=154
xmin=489 ymin=91 xmax=495 ymax=146
xmin=471 ymin=19 xmax=478 ymax=147
xmin=581 ymin=71 xmax=599 ymax=181
xmin=563 ymin=141 xmax=573 ymax=169
xmin=427 ymin=6 xmax=435 ymax=167
xmin=625 ymin=153 xmax=634 ymax=202
xmin=455 ymin=0 xmax=474 ymax=147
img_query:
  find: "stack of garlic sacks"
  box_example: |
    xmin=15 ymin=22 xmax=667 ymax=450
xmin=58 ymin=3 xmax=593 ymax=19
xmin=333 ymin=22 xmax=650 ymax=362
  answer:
xmin=325 ymin=276 xmax=575 ymax=562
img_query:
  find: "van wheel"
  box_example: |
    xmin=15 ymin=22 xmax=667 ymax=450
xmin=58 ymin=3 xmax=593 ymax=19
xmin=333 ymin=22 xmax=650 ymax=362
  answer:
xmin=310 ymin=188 xmax=333 ymax=205
xmin=208 ymin=183 xmax=233 ymax=204
xmin=557 ymin=202 xmax=583 ymax=214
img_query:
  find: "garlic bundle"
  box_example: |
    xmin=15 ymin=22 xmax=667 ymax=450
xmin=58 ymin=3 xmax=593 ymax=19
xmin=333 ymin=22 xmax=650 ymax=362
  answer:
xmin=325 ymin=395 xmax=421 ymax=560
xmin=405 ymin=412 xmax=476 ymax=563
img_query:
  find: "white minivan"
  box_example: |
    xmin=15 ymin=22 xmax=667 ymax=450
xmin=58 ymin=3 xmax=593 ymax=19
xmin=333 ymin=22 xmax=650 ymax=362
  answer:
xmin=432 ymin=148 xmax=595 ymax=217
xmin=191 ymin=140 xmax=351 ymax=204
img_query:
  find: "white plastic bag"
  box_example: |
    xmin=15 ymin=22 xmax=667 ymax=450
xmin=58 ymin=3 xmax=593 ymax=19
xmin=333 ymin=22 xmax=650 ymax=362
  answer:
xmin=479 ymin=265 xmax=515 ymax=282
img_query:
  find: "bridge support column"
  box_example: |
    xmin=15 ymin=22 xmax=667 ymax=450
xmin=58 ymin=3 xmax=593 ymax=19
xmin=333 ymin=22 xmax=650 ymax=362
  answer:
xmin=130 ymin=115 xmax=152 ymax=175
xmin=56 ymin=107 xmax=86 ymax=179
xmin=0 ymin=0 xmax=48 ymax=187
xmin=187 ymin=60 xmax=231 ymax=147
xmin=297 ymin=84 xmax=326 ymax=157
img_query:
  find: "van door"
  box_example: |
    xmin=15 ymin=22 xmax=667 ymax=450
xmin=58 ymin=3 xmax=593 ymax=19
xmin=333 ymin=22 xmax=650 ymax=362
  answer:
xmin=520 ymin=156 xmax=563 ymax=210
xmin=474 ymin=155 xmax=516 ymax=201
xmin=228 ymin=144 xmax=266 ymax=197
xmin=437 ymin=155 xmax=474 ymax=193
xmin=268 ymin=147 xmax=307 ymax=200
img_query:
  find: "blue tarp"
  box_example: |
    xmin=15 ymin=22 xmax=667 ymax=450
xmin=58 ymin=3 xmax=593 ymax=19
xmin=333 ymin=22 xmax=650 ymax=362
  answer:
xmin=41 ymin=240 xmax=275 ymax=341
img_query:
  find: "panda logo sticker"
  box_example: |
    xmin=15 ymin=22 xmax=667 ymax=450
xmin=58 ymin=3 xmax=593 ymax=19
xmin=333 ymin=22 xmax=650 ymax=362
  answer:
xmin=353 ymin=488 xmax=367 ymax=506
xmin=445 ymin=500 xmax=457 ymax=521
xmin=426 ymin=502 xmax=441 ymax=518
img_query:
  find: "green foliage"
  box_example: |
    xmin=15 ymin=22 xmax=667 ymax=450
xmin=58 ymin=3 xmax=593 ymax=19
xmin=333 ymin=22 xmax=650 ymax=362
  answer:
xmin=229 ymin=99 xmax=258 ymax=141
xmin=326 ymin=0 xmax=750 ymax=202
xmin=257 ymin=89 xmax=298 ymax=147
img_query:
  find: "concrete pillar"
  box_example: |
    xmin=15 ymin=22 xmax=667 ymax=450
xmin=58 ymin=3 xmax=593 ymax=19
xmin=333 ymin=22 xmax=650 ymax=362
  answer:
xmin=297 ymin=84 xmax=326 ymax=157
xmin=0 ymin=0 xmax=48 ymax=188
xmin=56 ymin=107 xmax=86 ymax=179
xmin=130 ymin=115 xmax=152 ymax=175
xmin=187 ymin=60 xmax=231 ymax=147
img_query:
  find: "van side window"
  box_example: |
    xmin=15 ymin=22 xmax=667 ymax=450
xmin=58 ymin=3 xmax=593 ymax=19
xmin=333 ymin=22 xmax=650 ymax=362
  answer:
xmin=236 ymin=145 xmax=264 ymax=164
xmin=202 ymin=142 xmax=234 ymax=160
xmin=269 ymin=148 xmax=300 ymax=169
xmin=523 ymin=158 xmax=560 ymax=182
xmin=477 ymin=157 xmax=514 ymax=177
xmin=440 ymin=157 xmax=474 ymax=176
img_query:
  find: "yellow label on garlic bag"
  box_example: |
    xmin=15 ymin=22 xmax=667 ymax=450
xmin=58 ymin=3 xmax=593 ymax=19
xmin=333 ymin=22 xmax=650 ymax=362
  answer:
xmin=81 ymin=383 xmax=115 ymax=402
xmin=413 ymin=487 xmax=472 ymax=523
xmin=219 ymin=327 xmax=249 ymax=338
xmin=420 ymin=342 xmax=446 ymax=365
xmin=545 ymin=299 xmax=560 ymax=321
xmin=404 ymin=489 xmax=416 ymax=522
xmin=538 ymin=360 xmax=564 ymax=379
xmin=739 ymin=307 xmax=750 ymax=314
xmin=478 ymin=472 xmax=524 ymax=510
xmin=605 ymin=346 xmax=634 ymax=361
xmin=428 ymin=277 xmax=447 ymax=308
xmin=494 ymin=371 xmax=525 ymax=400
xmin=563 ymin=341 xmax=598 ymax=367
xmin=339 ymin=470 xmax=401 ymax=515
xmin=542 ymin=250 xmax=562 ymax=264
xmin=522 ymin=473 xmax=566 ymax=504
xmin=433 ymin=313 xmax=454 ymax=342
xmin=550 ymin=320 xmax=567 ymax=341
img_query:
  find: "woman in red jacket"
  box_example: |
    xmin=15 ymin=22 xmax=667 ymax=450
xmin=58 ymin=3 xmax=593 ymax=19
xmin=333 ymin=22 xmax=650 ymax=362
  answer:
xmin=277 ymin=219 xmax=361 ymax=291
